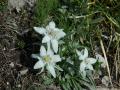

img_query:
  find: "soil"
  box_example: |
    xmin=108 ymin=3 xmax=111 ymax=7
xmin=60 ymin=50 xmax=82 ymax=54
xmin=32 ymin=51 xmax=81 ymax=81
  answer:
xmin=0 ymin=1 xmax=60 ymax=90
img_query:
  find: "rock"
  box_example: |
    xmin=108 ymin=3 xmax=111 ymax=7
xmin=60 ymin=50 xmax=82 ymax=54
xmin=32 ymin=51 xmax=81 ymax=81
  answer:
xmin=8 ymin=0 xmax=25 ymax=12
xmin=8 ymin=0 xmax=36 ymax=12
xmin=19 ymin=68 xmax=28 ymax=75
xmin=102 ymin=76 xmax=110 ymax=87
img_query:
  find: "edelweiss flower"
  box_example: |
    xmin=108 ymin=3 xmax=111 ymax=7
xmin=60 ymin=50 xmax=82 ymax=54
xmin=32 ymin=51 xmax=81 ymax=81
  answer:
xmin=34 ymin=21 xmax=66 ymax=53
xmin=96 ymin=54 xmax=106 ymax=68
xmin=32 ymin=45 xmax=61 ymax=78
xmin=76 ymin=48 xmax=96 ymax=76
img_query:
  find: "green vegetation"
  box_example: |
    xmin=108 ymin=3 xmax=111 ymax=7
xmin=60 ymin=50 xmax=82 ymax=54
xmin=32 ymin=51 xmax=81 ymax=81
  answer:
xmin=35 ymin=0 xmax=59 ymax=25
xmin=0 ymin=0 xmax=7 ymax=12
xmin=33 ymin=0 xmax=120 ymax=89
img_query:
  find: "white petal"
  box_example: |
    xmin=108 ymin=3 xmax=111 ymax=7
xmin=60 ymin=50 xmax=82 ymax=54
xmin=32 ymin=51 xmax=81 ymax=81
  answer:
xmin=34 ymin=27 xmax=46 ymax=35
xmin=47 ymin=41 xmax=51 ymax=50
xmin=49 ymin=21 xmax=56 ymax=29
xmin=80 ymin=62 xmax=86 ymax=72
xmin=86 ymin=64 xmax=94 ymax=70
xmin=96 ymin=54 xmax=104 ymax=61
xmin=42 ymin=35 xmax=51 ymax=43
xmin=80 ymin=62 xmax=87 ymax=77
xmin=96 ymin=54 xmax=106 ymax=68
xmin=55 ymin=29 xmax=66 ymax=40
xmin=82 ymin=48 xmax=88 ymax=59
xmin=84 ymin=48 xmax=88 ymax=57
xmin=47 ymin=48 xmax=54 ymax=56
xmin=51 ymin=39 xmax=58 ymax=53
xmin=77 ymin=48 xmax=88 ymax=60
xmin=66 ymin=57 xmax=74 ymax=65
xmin=76 ymin=50 xmax=81 ymax=57
xmin=34 ymin=59 xmax=45 ymax=69
xmin=81 ymin=70 xmax=86 ymax=77
xmin=47 ymin=42 xmax=54 ymax=55
xmin=51 ymin=55 xmax=61 ymax=63
xmin=40 ymin=46 xmax=47 ymax=56
xmin=46 ymin=64 xmax=56 ymax=78
xmin=86 ymin=58 xmax=97 ymax=64
xmin=31 ymin=54 xmax=40 ymax=59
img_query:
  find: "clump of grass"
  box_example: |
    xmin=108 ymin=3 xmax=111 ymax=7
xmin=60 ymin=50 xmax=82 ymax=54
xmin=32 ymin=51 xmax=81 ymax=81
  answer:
xmin=0 ymin=0 xmax=7 ymax=12
xmin=34 ymin=0 xmax=59 ymax=25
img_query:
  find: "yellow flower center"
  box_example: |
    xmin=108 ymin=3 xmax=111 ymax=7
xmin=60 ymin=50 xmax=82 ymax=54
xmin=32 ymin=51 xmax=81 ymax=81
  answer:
xmin=47 ymin=30 xmax=58 ymax=39
xmin=43 ymin=55 xmax=51 ymax=62
xmin=85 ymin=59 xmax=89 ymax=64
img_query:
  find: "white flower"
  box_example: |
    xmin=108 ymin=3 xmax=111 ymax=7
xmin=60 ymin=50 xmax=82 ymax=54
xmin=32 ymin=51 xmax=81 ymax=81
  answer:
xmin=96 ymin=54 xmax=106 ymax=68
xmin=76 ymin=48 xmax=97 ymax=76
xmin=31 ymin=45 xmax=61 ymax=78
xmin=66 ymin=57 xmax=74 ymax=65
xmin=34 ymin=21 xmax=66 ymax=53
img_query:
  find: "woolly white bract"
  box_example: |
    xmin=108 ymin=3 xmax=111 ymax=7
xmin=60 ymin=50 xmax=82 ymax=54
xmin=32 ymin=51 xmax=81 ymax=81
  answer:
xmin=34 ymin=21 xmax=66 ymax=53
xmin=76 ymin=48 xmax=97 ymax=76
xmin=32 ymin=45 xmax=61 ymax=78
xmin=96 ymin=54 xmax=106 ymax=68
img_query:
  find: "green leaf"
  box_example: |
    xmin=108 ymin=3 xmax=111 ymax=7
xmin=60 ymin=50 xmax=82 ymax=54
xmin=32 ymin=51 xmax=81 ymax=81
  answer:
xmin=55 ymin=65 xmax=63 ymax=71
xmin=104 ymin=13 xmax=120 ymax=28
xmin=71 ymin=79 xmax=79 ymax=90
xmin=80 ymin=80 xmax=95 ymax=90
xmin=92 ymin=17 xmax=105 ymax=24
